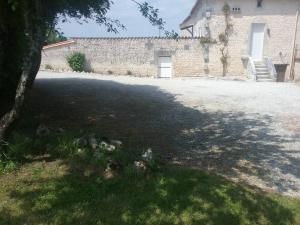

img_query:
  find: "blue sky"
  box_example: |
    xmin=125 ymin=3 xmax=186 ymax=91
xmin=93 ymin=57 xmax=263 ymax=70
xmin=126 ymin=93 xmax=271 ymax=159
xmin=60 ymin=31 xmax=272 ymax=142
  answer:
xmin=57 ymin=0 xmax=195 ymax=37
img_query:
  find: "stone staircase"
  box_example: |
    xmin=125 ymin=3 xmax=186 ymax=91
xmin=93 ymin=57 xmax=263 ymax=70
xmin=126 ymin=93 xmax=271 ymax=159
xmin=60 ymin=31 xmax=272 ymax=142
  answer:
xmin=253 ymin=61 xmax=275 ymax=82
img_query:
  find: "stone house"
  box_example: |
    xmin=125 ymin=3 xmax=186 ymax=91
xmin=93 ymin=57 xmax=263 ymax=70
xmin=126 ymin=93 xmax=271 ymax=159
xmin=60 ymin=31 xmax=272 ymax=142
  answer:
xmin=180 ymin=0 xmax=300 ymax=81
xmin=41 ymin=0 xmax=300 ymax=81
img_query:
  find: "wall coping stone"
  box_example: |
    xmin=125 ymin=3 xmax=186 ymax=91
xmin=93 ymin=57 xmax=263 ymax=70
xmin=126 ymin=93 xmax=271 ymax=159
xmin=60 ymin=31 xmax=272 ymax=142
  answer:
xmin=70 ymin=36 xmax=201 ymax=40
xmin=43 ymin=40 xmax=75 ymax=49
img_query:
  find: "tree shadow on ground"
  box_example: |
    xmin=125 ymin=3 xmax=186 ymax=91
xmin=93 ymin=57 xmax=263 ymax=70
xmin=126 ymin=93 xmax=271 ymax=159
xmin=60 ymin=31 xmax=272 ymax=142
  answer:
xmin=19 ymin=77 xmax=300 ymax=194
xmin=0 ymin=163 xmax=298 ymax=225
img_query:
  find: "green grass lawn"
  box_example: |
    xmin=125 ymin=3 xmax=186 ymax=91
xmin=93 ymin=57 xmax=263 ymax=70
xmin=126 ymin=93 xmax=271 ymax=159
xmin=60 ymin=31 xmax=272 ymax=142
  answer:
xmin=0 ymin=159 xmax=299 ymax=225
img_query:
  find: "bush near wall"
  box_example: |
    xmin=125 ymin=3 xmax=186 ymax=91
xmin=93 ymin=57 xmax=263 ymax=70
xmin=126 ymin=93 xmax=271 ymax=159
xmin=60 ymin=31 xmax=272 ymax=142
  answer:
xmin=67 ymin=52 xmax=86 ymax=72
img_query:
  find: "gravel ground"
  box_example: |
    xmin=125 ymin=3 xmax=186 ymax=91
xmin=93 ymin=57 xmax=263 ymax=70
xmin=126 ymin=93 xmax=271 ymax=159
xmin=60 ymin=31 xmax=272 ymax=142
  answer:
xmin=28 ymin=71 xmax=300 ymax=197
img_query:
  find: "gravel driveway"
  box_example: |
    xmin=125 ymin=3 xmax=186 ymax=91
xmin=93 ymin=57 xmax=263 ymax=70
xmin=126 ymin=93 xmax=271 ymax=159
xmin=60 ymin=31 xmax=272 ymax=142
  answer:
xmin=28 ymin=71 xmax=300 ymax=197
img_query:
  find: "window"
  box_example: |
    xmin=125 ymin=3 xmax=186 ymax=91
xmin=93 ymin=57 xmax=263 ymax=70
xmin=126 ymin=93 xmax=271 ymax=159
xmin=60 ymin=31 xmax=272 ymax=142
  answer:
xmin=231 ymin=7 xmax=241 ymax=13
xmin=257 ymin=0 xmax=263 ymax=8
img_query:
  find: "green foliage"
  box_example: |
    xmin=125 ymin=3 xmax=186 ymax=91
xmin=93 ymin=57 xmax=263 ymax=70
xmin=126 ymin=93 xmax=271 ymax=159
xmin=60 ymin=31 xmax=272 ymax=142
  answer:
xmin=108 ymin=70 xmax=113 ymax=75
xmin=52 ymin=134 xmax=146 ymax=173
xmin=222 ymin=3 xmax=231 ymax=14
xmin=2 ymin=129 xmax=153 ymax=175
xmin=135 ymin=1 xmax=178 ymax=38
xmin=1 ymin=161 xmax=300 ymax=225
xmin=5 ymin=0 xmax=175 ymax=37
xmin=31 ymin=166 xmax=44 ymax=177
xmin=46 ymin=28 xmax=67 ymax=45
xmin=1 ymin=128 xmax=299 ymax=224
xmin=0 ymin=159 xmax=19 ymax=174
xmin=67 ymin=52 xmax=86 ymax=72
xmin=56 ymin=136 xmax=79 ymax=158
xmin=6 ymin=133 xmax=33 ymax=160
xmin=126 ymin=70 xmax=132 ymax=75
xmin=0 ymin=132 xmax=32 ymax=173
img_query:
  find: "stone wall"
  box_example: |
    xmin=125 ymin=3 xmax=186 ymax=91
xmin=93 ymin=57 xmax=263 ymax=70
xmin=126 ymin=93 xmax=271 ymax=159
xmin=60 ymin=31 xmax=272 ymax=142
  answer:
xmin=42 ymin=37 xmax=223 ymax=77
xmin=180 ymin=0 xmax=300 ymax=80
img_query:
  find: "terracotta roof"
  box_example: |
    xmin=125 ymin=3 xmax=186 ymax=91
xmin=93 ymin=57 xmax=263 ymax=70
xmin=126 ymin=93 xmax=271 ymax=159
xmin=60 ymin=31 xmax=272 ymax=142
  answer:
xmin=70 ymin=36 xmax=201 ymax=40
xmin=43 ymin=40 xmax=75 ymax=49
xmin=180 ymin=0 xmax=202 ymax=30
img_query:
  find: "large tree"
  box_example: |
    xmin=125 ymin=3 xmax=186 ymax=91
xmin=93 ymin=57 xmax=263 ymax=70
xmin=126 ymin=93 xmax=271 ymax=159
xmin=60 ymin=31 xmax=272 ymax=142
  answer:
xmin=0 ymin=0 xmax=175 ymax=143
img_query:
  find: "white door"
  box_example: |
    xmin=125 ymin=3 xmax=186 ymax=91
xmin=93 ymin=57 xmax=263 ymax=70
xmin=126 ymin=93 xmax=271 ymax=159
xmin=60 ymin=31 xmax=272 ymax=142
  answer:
xmin=250 ymin=23 xmax=265 ymax=61
xmin=159 ymin=56 xmax=172 ymax=78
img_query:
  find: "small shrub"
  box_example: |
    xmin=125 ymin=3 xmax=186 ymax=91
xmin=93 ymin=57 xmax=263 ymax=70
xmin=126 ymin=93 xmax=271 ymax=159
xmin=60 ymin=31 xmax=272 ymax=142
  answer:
xmin=56 ymin=136 xmax=79 ymax=158
xmin=7 ymin=133 xmax=33 ymax=160
xmin=107 ymin=70 xmax=113 ymax=75
xmin=0 ymin=133 xmax=35 ymax=174
xmin=67 ymin=52 xmax=86 ymax=72
xmin=55 ymin=134 xmax=161 ymax=176
xmin=222 ymin=3 xmax=231 ymax=14
xmin=45 ymin=64 xmax=53 ymax=70
xmin=126 ymin=70 xmax=132 ymax=75
xmin=0 ymin=160 xmax=19 ymax=174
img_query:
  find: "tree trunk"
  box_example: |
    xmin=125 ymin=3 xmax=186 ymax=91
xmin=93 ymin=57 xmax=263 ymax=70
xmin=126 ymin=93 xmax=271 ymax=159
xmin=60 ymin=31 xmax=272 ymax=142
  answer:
xmin=0 ymin=0 xmax=44 ymax=148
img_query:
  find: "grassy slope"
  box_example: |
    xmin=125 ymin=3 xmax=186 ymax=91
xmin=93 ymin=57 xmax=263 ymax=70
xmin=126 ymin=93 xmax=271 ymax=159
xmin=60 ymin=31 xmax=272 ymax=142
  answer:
xmin=0 ymin=160 xmax=299 ymax=225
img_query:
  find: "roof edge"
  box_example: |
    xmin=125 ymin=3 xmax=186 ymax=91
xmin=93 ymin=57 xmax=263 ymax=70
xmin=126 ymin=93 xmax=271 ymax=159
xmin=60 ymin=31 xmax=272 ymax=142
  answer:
xmin=180 ymin=0 xmax=201 ymax=30
xmin=43 ymin=40 xmax=75 ymax=49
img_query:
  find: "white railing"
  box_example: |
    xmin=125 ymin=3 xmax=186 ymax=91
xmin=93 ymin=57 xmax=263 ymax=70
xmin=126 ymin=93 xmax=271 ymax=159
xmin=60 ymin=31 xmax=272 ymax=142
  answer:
xmin=265 ymin=57 xmax=277 ymax=79
xmin=247 ymin=57 xmax=257 ymax=80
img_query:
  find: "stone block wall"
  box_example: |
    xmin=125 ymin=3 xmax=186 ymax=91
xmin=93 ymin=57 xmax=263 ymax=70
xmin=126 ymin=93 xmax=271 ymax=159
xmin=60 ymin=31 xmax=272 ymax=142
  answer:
xmin=42 ymin=37 xmax=222 ymax=77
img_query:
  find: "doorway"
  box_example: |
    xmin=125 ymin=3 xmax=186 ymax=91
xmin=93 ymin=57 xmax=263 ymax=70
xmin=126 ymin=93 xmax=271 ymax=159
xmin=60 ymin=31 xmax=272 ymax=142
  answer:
xmin=250 ymin=23 xmax=265 ymax=61
xmin=159 ymin=56 xmax=172 ymax=78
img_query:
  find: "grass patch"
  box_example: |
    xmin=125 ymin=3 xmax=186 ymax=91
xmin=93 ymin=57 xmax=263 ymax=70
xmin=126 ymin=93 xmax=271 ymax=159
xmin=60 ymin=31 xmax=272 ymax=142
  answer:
xmin=1 ymin=130 xmax=299 ymax=224
xmin=0 ymin=160 xmax=299 ymax=225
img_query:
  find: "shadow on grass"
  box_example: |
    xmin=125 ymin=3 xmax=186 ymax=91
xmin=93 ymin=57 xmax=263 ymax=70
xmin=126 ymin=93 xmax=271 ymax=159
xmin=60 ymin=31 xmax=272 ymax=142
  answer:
xmin=2 ymin=75 xmax=300 ymax=224
xmin=17 ymin=77 xmax=300 ymax=194
xmin=0 ymin=163 xmax=298 ymax=225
